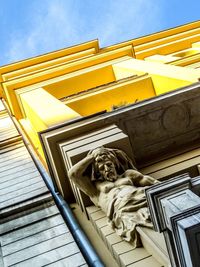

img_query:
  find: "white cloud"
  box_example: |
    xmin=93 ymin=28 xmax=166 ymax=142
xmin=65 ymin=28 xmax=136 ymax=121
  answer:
xmin=5 ymin=0 xmax=77 ymax=63
xmin=5 ymin=0 xmax=164 ymax=64
xmin=97 ymin=0 xmax=163 ymax=46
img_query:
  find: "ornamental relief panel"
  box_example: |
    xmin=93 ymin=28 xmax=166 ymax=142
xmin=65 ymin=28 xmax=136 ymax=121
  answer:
xmin=122 ymin=99 xmax=200 ymax=165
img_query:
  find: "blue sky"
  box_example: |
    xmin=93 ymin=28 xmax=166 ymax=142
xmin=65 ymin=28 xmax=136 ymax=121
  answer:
xmin=0 ymin=0 xmax=199 ymax=66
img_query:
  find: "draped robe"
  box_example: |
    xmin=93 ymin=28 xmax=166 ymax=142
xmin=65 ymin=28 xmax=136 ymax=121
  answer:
xmin=96 ymin=173 xmax=153 ymax=248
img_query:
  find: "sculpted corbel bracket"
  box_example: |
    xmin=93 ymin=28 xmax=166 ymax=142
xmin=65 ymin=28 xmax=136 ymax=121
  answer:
xmin=146 ymin=174 xmax=200 ymax=267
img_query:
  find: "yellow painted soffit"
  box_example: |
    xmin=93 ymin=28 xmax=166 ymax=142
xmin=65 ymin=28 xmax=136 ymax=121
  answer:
xmin=101 ymin=20 xmax=200 ymax=53
xmin=136 ymin=33 xmax=200 ymax=59
xmin=0 ymin=39 xmax=99 ymax=80
xmin=45 ymin=66 xmax=116 ymax=99
xmin=62 ymin=74 xmax=149 ymax=103
xmin=135 ymin=27 xmax=200 ymax=53
xmin=15 ymin=57 xmax=129 ymax=94
xmin=2 ymin=48 xmax=96 ymax=82
xmin=3 ymin=56 xmax=131 ymax=118
xmin=65 ymin=75 xmax=155 ymax=116
xmin=64 ymin=74 xmax=150 ymax=102
xmin=2 ymin=45 xmax=134 ymax=91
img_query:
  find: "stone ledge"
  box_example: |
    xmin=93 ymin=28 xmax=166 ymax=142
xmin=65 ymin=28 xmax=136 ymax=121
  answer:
xmin=86 ymin=205 xmax=164 ymax=267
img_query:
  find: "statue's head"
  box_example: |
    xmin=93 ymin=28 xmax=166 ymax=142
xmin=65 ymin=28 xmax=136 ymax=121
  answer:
xmin=88 ymin=146 xmax=136 ymax=182
xmin=92 ymin=147 xmax=118 ymax=182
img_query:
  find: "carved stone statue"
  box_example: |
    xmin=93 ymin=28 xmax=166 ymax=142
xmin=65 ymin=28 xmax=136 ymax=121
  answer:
xmin=68 ymin=146 xmax=159 ymax=248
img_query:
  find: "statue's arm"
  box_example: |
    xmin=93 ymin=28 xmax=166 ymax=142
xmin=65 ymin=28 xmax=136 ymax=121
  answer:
xmin=68 ymin=154 xmax=99 ymax=198
xmin=68 ymin=154 xmax=94 ymax=179
xmin=125 ymin=170 xmax=159 ymax=187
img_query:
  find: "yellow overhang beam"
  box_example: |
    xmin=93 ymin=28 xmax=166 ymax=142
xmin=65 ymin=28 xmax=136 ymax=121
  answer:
xmin=168 ymin=53 xmax=200 ymax=67
xmin=16 ymin=88 xmax=80 ymax=160
xmin=17 ymin=88 xmax=79 ymax=162
xmin=144 ymin=54 xmax=181 ymax=64
xmin=18 ymin=87 xmax=80 ymax=131
xmin=112 ymin=58 xmax=200 ymax=95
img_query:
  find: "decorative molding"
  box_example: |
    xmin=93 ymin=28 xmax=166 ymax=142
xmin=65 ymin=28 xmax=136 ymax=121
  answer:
xmin=171 ymin=206 xmax=200 ymax=267
xmin=146 ymin=174 xmax=200 ymax=267
xmin=161 ymin=189 xmax=200 ymax=230
xmin=146 ymin=173 xmax=191 ymax=232
xmin=161 ymin=104 xmax=190 ymax=133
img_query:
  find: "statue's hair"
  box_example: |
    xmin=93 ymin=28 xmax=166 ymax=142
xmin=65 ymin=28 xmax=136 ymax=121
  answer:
xmin=87 ymin=146 xmax=136 ymax=181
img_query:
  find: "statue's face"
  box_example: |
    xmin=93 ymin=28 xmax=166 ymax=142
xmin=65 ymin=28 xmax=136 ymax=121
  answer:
xmin=94 ymin=152 xmax=117 ymax=182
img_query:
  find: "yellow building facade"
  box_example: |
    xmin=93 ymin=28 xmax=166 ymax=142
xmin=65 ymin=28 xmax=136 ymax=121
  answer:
xmin=1 ymin=21 xmax=200 ymax=267
xmin=1 ymin=20 xmax=200 ymax=161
